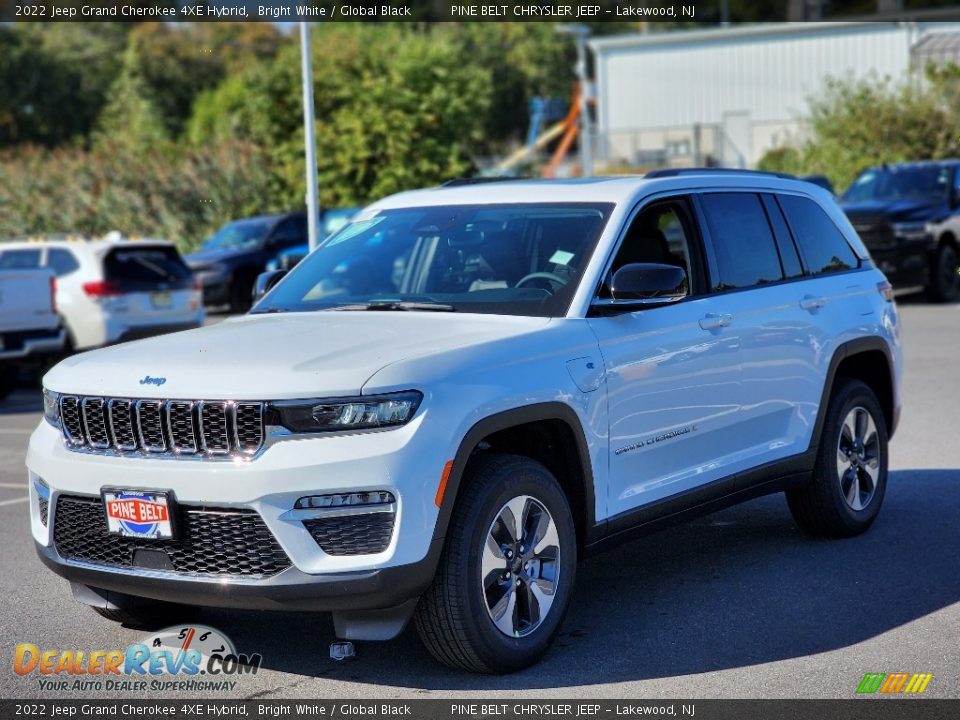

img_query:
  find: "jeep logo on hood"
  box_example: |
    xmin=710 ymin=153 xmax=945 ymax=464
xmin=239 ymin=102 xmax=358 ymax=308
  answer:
xmin=139 ymin=375 xmax=167 ymax=387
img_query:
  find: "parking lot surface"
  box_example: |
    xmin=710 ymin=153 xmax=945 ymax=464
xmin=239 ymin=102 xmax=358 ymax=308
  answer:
xmin=1 ymin=301 xmax=958 ymax=699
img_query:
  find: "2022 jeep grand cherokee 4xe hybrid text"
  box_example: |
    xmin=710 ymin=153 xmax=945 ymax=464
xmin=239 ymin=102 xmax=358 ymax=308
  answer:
xmin=28 ymin=171 xmax=902 ymax=673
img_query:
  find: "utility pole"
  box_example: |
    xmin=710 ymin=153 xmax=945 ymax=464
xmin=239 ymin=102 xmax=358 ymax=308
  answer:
xmin=557 ymin=24 xmax=593 ymax=177
xmin=300 ymin=22 xmax=320 ymax=251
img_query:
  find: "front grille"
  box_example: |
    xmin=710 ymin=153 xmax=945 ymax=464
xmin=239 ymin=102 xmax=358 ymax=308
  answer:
xmin=58 ymin=395 xmax=264 ymax=459
xmin=848 ymin=214 xmax=895 ymax=250
xmin=53 ymin=495 xmax=290 ymax=578
xmin=303 ymin=512 xmax=396 ymax=556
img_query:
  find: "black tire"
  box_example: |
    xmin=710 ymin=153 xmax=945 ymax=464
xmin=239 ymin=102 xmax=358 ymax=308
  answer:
xmin=414 ymin=454 xmax=577 ymax=673
xmin=229 ymin=273 xmax=255 ymax=314
xmin=0 ymin=366 xmax=16 ymax=402
xmin=787 ymin=379 xmax=888 ymax=538
xmin=89 ymin=596 xmax=199 ymax=629
xmin=929 ymin=241 xmax=960 ymax=303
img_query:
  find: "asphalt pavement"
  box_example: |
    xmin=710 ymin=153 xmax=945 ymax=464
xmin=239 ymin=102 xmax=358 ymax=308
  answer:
xmin=1 ymin=301 xmax=958 ymax=700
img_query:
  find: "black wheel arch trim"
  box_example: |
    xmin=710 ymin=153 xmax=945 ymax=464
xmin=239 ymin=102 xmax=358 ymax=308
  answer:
xmin=809 ymin=336 xmax=899 ymax=448
xmin=433 ymin=402 xmax=599 ymax=547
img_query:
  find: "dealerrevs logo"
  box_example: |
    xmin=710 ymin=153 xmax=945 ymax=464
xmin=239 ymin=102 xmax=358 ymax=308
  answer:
xmin=13 ymin=625 xmax=261 ymax=692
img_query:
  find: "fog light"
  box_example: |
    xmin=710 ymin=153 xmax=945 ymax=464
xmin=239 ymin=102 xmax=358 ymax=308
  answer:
xmin=294 ymin=491 xmax=395 ymax=510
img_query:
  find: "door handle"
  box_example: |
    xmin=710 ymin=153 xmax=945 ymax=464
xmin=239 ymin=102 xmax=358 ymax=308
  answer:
xmin=799 ymin=295 xmax=827 ymax=312
xmin=699 ymin=313 xmax=733 ymax=331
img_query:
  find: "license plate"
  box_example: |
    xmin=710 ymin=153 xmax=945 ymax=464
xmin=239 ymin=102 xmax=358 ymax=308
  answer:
xmin=103 ymin=490 xmax=174 ymax=539
xmin=151 ymin=291 xmax=173 ymax=309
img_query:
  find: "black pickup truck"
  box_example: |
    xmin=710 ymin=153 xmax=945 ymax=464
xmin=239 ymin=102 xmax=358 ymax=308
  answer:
xmin=841 ymin=160 xmax=960 ymax=302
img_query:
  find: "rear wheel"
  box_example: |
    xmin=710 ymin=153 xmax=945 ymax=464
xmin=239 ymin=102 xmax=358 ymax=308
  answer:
xmin=929 ymin=241 xmax=960 ymax=302
xmin=415 ymin=454 xmax=576 ymax=673
xmin=787 ymin=379 xmax=888 ymax=537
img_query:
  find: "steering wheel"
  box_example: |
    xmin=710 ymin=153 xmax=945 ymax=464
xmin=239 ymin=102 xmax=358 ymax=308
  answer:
xmin=515 ymin=272 xmax=569 ymax=293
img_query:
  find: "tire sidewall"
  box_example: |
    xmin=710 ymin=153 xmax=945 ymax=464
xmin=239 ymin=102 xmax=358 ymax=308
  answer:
xmin=933 ymin=243 xmax=960 ymax=302
xmin=820 ymin=381 xmax=889 ymax=530
xmin=457 ymin=460 xmax=577 ymax=671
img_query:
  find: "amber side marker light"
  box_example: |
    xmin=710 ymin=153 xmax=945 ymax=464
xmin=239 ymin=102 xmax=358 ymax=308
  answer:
xmin=435 ymin=461 xmax=454 ymax=507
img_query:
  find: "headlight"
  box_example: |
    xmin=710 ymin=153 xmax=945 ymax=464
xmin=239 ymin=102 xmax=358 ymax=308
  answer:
xmin=267 ymin=391 xmax=422 ymax=434
xmin=43 ymin=389 xmax=60 ymax=429
xmin=892 ymin=222 xmax=929 ymax=240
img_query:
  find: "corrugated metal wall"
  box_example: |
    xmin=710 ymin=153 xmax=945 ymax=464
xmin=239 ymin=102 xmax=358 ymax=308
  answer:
xmin=596 ymin=24 xmax=913 ymax=131
xmin=592 ymin=22 xmax=960 ymax=167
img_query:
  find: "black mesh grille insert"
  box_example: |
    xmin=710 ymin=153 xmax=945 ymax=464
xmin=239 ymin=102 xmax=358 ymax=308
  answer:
xmin=60 ymin=397 xmax=83 ymax=445
xmin=234 ymin=403 xmax=264 ymax=454
xmin=82 ymin=398 xmax=110 ymax=447
xmin=38 ymin=495 xmax=48 ymax=527
xmin=303 ymin=512 xmax=395 ymax=556
xmin=53 ymin=495 xmax=291 ymax=577
xmin=137 ymin=401 xmax=167 ymax=452
xmin=108 ymin=400 xmax=138 ymax=450
xmin=200 ymin=403 xmax=230 ymax=453
xmin=167 ymin=402 xmax=197 ymax=453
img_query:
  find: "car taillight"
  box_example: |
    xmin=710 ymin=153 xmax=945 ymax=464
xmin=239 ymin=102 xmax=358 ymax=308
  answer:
xmin=82 ymin=280 xmax=124 ymax=298
xmin=877 ymin=281 xmax=894 ymax=302
xmin=49 ymin=276 xmax=57 ymax=313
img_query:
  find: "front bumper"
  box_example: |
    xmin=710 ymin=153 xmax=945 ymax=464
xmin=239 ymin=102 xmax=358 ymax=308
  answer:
xmin=35 ymin=537 xmax=440 ymax=613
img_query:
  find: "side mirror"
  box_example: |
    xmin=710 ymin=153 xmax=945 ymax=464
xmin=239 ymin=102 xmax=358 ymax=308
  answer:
xmin=253 ymin=269 xmax=287 ymax=303
xmin=593 ymin=263 xmax=687 ymax=312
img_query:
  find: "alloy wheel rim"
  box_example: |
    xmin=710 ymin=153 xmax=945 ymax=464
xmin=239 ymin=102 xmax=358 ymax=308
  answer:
xmin=481 ymin=495 xmax=561 ymax=638
xmin=836 ymin=405 xmax=881 ymax=511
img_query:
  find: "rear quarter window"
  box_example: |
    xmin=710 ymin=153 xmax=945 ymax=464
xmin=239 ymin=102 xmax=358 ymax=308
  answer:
xmin=778 ymin=195 xmax=860 ymax=275
xmin=47 ymin=248 xmax=80 ymax=276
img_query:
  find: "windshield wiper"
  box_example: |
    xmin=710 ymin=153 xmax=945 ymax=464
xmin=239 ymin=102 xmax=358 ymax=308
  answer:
xmin=331 ymin=301 xmax=456 ymax=312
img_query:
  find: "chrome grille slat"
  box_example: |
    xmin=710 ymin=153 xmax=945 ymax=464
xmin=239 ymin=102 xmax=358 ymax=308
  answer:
xmin=198 ymin=401 xmax=231 ymax=454
xmin=57 ymin=395 xmax=264 ymax=459
xmin=166 ymin=401 xmax=198 ymax=454
xmin=136 ymin=400 xmax=167 ymax=453
xmin=81 ymin=397 xmax=110 ymax=449
xmin=60 ymin=396 xmax=84 ymax=446
xmin=234 ymin=402 xmax=264 ymax=454
xmin=107 ymin=399 xmax=138 ymax=451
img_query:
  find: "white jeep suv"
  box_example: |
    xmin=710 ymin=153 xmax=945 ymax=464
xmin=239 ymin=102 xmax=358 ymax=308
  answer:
xmin=28 ymin=172 xmax=902 ymax=672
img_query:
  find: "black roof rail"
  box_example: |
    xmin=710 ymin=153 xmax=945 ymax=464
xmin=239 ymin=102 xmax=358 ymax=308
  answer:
xmin=645 ymin=168 xmax=797 ymax=180
xmin=441 ymin=177 xmax=529 ymax=187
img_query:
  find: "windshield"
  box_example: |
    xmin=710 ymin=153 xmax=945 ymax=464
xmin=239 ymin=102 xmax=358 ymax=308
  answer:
xmin=203 ymin=219 xmax=272 ymax=251
xmin=842 ymin=166 xmax=950 ymax=203
xmin=252 ymin=203 xmax=613 ymax=317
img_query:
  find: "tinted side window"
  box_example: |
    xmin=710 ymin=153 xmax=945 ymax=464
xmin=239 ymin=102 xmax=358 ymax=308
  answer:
xmin=778 ymin=195 xmax=859 ymax=275
xmin=700 ymin=193 xmax=783 ymax=290
xmin=0 ymin=248 xmax=42 ymax=269
xmin=272 ymin=219 xmax=302 ymax=245
xmin=47 ymin=249 xmax=80 ymax=276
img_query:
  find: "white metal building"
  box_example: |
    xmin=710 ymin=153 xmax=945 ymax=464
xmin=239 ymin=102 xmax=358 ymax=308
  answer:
xmin=589 ymin=22 xmax=960 ymax=170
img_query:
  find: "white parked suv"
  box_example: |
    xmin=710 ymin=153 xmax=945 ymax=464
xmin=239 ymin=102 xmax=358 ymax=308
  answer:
xmin=28 ymin=172 xmax=902 ymax=672
xmin=0 ymin=235 xmax=204 ymax=351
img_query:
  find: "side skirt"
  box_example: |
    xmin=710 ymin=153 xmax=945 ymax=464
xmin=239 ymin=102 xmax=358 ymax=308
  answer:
xmin=583 ymin=450 xmax=816 ymax=557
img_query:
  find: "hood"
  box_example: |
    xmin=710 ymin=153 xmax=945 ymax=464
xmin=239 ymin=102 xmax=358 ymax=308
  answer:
xmin=841 ymin=198 xmax=947 ymax=224
xmin=44 ymin=312 xmax=552 ymax=400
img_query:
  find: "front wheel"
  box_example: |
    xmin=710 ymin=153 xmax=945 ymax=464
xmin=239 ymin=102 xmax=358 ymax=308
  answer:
xmin=415 ymin=454 xmax=577 ymax=673
xmin=787 ymin=379 xmax=888 ymax=538
xmin=929 ymin=242 xmax=960 ymax=302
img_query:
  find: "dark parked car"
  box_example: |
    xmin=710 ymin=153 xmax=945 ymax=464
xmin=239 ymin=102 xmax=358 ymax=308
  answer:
xmin=800 ymin=174 xmax=835 ymax=195
xmin=186 ymin=213 xmax=307 ymax=312
xmin=841 ymin=160 xmax=960 ymax=301
xmin=266 ymin=207 xmax=360 ymax=272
